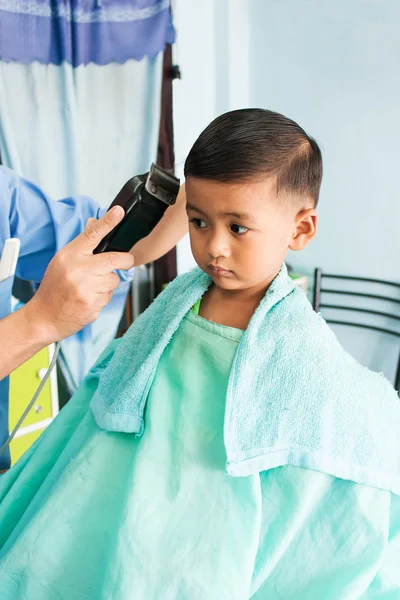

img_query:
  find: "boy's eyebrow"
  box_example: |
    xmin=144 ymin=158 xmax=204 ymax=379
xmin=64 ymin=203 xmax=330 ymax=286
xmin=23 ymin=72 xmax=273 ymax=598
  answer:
xmin=224 ymin=211 xmax=256 ymax=223
xmin=186 ymin=202 xmax=204 ymax=214
xmin=186 ymin=203 xmax=256 ymax=223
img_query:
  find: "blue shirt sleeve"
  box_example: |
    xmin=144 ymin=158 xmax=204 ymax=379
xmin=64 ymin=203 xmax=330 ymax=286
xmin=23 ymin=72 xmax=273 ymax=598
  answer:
xmin=2 ymin=166 xmax=101 ymax=282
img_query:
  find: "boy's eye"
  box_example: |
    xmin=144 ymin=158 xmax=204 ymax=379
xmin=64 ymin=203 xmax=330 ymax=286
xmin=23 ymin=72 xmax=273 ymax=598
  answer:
xmin=190 ymin=218 xmax=208 ymax=229
xmin=230 ymin=224 xmax=248 ymax=235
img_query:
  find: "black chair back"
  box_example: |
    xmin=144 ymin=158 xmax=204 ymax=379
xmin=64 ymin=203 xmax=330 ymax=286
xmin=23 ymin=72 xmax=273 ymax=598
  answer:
xmin=313 ymin=268 xmax=400 ymax=394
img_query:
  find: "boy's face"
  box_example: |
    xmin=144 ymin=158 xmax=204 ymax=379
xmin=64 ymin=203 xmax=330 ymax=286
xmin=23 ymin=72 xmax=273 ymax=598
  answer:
xmin=186 ymin=177 xmax=317 ymax=293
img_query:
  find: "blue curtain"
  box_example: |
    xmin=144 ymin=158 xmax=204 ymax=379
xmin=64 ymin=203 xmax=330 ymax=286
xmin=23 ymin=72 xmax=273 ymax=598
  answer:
xmin=0 ymin=0 xmax=175 ymax=66
xmin=0 ymin=2 xmax=171 ymax=392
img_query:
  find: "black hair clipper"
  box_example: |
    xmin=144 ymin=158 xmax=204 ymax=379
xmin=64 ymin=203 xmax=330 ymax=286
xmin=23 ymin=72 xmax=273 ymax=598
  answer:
xmin=94 ymin=164 xmax=180 ymax=254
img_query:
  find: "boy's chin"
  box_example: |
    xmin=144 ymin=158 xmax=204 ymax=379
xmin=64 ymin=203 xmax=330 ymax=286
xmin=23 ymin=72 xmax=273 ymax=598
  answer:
xmin=211 ymin=276 xmax=242 ymax=291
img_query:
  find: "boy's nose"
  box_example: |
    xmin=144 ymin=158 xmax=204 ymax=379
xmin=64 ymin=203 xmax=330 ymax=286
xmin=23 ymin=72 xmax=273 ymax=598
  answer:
xmin=207 ymin=233 xmax=230 ymax=259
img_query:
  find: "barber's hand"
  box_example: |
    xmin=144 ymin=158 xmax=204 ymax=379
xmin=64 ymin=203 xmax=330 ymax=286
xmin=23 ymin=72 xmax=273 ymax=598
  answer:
xmin=27 ymin=206 xmax=134 ymax=342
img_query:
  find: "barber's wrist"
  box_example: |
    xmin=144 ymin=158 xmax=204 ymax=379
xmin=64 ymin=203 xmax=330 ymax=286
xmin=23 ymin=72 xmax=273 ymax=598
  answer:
xmin=0 ymin=299 xmax=58 ymax=380
xmin=22 ymin=298 xmax=59 ymax=348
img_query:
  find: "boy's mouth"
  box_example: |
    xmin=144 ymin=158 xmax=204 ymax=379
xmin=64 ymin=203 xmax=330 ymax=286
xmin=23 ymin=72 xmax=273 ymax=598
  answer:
xmin=208 ymin=264 xmax=233 ymax=277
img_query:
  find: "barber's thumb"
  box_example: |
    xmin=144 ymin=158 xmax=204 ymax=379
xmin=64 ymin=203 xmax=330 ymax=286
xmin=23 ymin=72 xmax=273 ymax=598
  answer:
xmin=81 ymin=206 xmax=125 ymax=251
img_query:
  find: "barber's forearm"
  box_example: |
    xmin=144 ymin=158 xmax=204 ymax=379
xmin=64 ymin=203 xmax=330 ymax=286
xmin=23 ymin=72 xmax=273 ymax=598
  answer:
xmin=0 ymin=302 xmax=55 ymax=380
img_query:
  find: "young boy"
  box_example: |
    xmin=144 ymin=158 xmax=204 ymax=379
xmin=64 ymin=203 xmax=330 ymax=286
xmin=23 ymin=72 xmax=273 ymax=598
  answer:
xmin=0 ymin=109 xmax=399 ymax=599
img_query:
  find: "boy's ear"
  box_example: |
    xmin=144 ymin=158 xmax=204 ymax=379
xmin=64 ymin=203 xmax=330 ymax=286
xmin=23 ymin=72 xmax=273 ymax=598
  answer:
xmin=289 ymin=209 xmax=318 ymax=251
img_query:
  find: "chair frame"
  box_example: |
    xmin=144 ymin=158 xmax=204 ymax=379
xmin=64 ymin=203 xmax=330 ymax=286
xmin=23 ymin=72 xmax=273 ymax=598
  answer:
xmin=313 ymin=268 xmax=400 ymax=393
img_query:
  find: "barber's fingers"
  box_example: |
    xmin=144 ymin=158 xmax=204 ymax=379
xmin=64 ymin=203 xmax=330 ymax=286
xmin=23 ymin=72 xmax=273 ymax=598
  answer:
xmin=89 ymin=292 xmax=114 ymax=317
xmin=72 ymin=206 xmax=125 ymax=254
xmin=91 ymin=250 xmax=135 ymax=275
xmin=96 ymin=273 xmax=121 ymax=293
xmin=97 ymin=291 xmax=114 ymax=310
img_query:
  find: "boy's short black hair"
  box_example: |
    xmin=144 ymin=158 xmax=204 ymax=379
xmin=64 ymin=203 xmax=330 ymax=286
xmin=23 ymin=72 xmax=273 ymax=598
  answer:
xmin=184 ymin=108 xmax=323 ymax=206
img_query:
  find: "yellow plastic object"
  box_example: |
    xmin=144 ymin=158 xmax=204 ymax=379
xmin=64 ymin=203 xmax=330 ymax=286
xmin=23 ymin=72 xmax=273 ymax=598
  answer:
xmin=9 ymin=347 xmax=55 ymax=464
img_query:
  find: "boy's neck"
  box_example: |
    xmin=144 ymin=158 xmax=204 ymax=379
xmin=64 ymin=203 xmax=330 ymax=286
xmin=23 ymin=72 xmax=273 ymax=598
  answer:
xmin=199 ymin=275 xmax=276 ymax=330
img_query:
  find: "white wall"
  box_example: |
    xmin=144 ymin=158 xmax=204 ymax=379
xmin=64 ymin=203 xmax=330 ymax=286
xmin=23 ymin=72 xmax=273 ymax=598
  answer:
xmin=249 ymin=0 xmax=400 ymax=282
xmin=248 ymin=0 xmax=400 ymax=382
xmin=173 ymin=0 xmax=250 ymax=273
xmin=173 ymin=0 xmax=399 ymax=381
